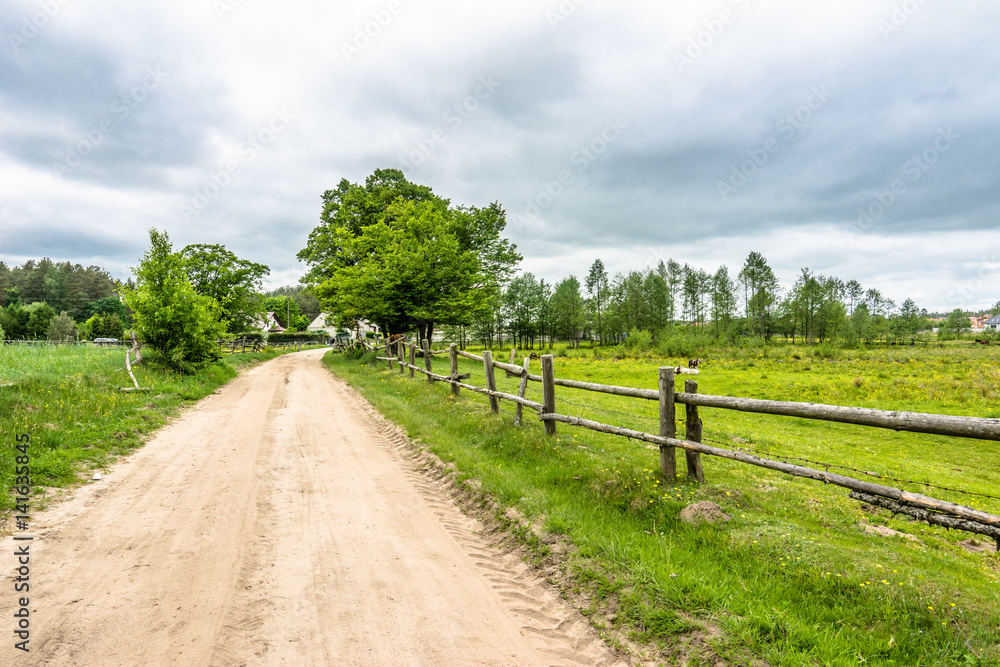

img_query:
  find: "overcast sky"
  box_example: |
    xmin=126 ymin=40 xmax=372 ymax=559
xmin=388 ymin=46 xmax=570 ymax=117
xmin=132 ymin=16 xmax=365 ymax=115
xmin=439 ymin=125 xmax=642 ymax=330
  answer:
xmin=1 ymin=0 xmax=997 ymax=313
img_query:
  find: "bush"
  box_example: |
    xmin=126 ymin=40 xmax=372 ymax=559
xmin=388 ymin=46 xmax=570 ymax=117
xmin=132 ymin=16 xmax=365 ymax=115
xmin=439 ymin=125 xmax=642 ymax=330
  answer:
xmin=121 ymin=228 xmax=226 ymax=371
xmin=267 ymin=331 xmax=327 ymax=344
xmin=624 ymin=328 xmax=653 ymax=350
xmin=812 ymin=342 xmax=839 ymax=359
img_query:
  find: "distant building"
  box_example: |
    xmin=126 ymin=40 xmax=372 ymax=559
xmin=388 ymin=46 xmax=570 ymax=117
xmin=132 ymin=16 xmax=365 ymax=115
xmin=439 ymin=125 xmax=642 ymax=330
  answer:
xmin=984 ymin=314 xmax=1000 ymax=331
xmin=252 ymin=311 xmax=285 ymax=334
xmin=307 ymin=313 xmax=381 ymax=342
xmin=306 ymin=313 xmax=336 ymax=338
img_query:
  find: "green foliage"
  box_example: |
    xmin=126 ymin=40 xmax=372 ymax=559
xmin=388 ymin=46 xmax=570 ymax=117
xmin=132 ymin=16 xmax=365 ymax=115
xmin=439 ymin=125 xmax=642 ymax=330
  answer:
xmin=81 ymin=296 xmax=130 ymax=323
xmin=267 ymin=331 xmax=327 ymax=343
xmin=262 ymin=296 xmax=309 ymax=331
xmin=46 ymin=311 xmax=78 ymax=342
xmin=265 ymin=285 xmax=322 ymax=323
xmin=0 ymin=258 xmax=119 ymax=318
xmin=940 ymin=309 xmax=972 ymax=340
xmin=82 ymin=313 xmax=125 ymax=340
xmin=121 ymin=228 xmax=226 ymax=371
xmin=551 ymin=275 xmax=586 ymax=347
xmin=25 ymin=302 xmax=57 ymax=339
xmin=180 ymin=243 xmax=269 ymax=333
xmin=299 ymin=168 xmax=521 ymax=339
xmin=0 ymin=302 xmax=29 ymax=339
xmin=624 ymin=327 xmax=653 ymax=349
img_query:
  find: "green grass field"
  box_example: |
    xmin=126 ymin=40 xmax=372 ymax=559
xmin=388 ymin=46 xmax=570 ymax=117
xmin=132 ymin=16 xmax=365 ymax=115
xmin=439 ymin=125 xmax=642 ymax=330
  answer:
xmin=0 ymin=344 xmax=290 ymax=514
xmin=326 ymin=342 xmax=1000 ymax=666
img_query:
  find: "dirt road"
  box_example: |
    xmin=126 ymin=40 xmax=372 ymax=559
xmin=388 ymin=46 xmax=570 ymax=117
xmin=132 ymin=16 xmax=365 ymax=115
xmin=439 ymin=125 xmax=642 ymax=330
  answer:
xmin=3 ymin=349 xmax=626 ymax=666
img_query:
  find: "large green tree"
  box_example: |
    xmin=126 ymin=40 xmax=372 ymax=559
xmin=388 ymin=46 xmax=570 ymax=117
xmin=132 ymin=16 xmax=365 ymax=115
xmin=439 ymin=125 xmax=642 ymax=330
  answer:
xmin=122 ymin=229 xmax=225 ymax=370
xmin=298 ymin=169 xmax=521 ymax=342
xmin=551 ymin=275 xmax=586 ymax=347
xmin=180 ymin=244 xmax=270 ymax=333
xmin=585 ymin=259 xmax=608 ymax=344
xmin=738 ymin=251 xmax=780 ymax=338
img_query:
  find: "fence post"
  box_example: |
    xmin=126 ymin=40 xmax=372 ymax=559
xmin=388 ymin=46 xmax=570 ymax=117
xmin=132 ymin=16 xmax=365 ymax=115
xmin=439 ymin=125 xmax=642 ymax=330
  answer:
xmin=422 ymin=339 xmax=432 ymax=383
xmin=482 ymin=350 xmax=499 ymax=413
xmin=409 ymin=343 xmax=416 ymax=378
xmin=515 ymin=357 xmax=530 ymax=426
xmin=541 ymin=354 xmax=556 ymax=436
xmin=386 ymin=340 xmax=394 ymax=370
xmin=508 ymin=348 xmax=517 ymax=366
xmin=684 ymin=379 xmax=706 ymax=483
xmin=398 ymin=340 xmax=405 ymax=374
xmin=449 ymin=343 xmax=460 ymax=396
xmin=659 ymin=367 xmax=678 ymax=481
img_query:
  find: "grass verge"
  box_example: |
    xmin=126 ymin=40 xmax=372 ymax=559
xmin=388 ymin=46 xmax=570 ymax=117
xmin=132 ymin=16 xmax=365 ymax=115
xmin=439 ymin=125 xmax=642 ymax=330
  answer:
xmin=324 ymin=346 xmax=1000 ymax=667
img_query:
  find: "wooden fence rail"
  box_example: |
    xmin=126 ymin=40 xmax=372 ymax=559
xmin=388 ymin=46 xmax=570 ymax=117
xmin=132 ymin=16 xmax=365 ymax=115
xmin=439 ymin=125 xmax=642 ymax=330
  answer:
xmin=368 ymin=341 xmax=1000 ymax=547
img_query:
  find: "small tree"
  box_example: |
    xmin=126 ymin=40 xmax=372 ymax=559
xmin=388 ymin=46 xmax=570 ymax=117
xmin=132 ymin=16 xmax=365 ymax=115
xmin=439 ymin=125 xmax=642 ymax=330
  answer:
xmin=940 ymin=308 xmax=971 ymax=340
xmin=47 ymin=311 xmax=77 ymax=342
xmin=121 ymin=229 xmax=225 ymax=370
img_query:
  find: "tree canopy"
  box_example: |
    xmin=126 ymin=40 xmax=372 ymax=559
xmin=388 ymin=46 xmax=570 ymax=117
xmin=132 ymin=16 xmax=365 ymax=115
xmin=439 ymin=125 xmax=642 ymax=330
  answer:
xmin=180 ymin=243 xmax=270 ymax=333
xmin=298 ymin=169 xmax=521 ymax=341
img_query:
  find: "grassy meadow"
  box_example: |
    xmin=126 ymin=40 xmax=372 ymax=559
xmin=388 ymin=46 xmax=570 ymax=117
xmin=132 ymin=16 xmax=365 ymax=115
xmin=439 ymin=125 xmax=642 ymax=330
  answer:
xmin=325 ymin=341 xmax=1000 ymax=666
xmin=0 ymin=343 xmax=294 ymax=516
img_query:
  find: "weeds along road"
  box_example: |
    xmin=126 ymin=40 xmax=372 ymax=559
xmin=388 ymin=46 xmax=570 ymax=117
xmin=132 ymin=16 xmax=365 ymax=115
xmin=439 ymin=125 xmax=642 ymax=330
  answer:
xmin=3 ymin=348 xmax=625 ymax=667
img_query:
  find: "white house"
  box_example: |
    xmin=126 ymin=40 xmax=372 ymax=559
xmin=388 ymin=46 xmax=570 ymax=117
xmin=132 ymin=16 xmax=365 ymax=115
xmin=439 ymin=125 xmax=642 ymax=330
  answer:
xmin=253 ymin=311 xmax=285 ymax=334
xmin=307 ymin=313 xmax=381 ymax=342
xmin=984 ymin=314 xmax=1000 ymax=331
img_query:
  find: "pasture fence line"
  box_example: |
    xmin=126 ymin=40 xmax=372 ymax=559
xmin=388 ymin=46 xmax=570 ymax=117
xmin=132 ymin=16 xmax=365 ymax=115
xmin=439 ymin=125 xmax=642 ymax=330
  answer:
xmin=369 ymin=339 xmax=1000 ymax=549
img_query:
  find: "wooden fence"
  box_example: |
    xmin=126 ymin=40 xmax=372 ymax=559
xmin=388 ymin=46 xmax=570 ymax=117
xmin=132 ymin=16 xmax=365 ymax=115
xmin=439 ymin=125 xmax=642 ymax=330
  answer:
xmin=366 ymin=338 xmax=1000 ymax=548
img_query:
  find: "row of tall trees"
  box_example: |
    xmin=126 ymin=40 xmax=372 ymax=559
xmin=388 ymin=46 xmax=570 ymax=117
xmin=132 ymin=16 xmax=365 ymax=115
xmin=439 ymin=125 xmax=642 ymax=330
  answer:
xmin=454 ymin=252 xmax=939 ymax=349
xmin=0 ymin=259 xmax=121 ymax=321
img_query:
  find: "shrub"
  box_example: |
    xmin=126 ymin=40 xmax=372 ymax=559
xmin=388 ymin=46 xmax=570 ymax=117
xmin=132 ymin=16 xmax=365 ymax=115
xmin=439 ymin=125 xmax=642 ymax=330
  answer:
xmin=121 ymin=228 xmax=225 ymax=371
xmin=624 ymin=328 xmax=653 ymax=350
xmin=812 ymin=342 xmax=839 ymax=359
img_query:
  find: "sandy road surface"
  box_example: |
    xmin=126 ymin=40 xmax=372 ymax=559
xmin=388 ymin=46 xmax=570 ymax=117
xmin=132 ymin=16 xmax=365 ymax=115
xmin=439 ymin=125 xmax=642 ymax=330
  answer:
xmin=3 ymin=349 xmax=626 ymax=666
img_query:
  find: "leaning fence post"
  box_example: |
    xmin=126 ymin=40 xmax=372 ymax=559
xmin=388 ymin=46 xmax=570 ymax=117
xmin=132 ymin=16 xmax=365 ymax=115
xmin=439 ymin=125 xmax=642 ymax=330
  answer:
xmin=508 ymin=348 xmax=517 ymax=366
xmin=515 ymin=357 xmax=530 ymax=426
xmin=386 ymin=340 xmax=394 ymax=370
xmin=422 ymin=339 xmax=432 ymax=383
xmin=398 ymin=340 xmax=405 ymax=374
xmin=684 ymin=379 xmax=706 ymax=483
xmin=482 ymin=350 xmax=499 ymax=413
xmin=659 ymin=367 xmax=678 ymax=481
xmin=409 ymin=343 xmax=416 ymax=378
xmin=541 ymin=354 xmax=556 ymax=436
xmin=449 ymin=343 xmax=460 ymax=396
